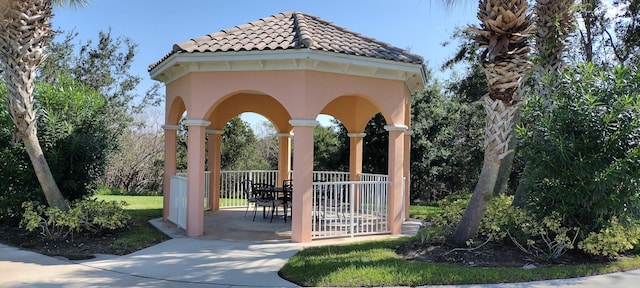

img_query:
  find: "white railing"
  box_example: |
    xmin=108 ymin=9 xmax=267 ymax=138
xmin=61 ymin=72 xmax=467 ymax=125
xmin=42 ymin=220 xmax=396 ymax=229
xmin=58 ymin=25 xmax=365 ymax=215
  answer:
xmin=168 ymin=175 xmax=187 ymax=229
xmin=313 ymin=171 xmax=350 ymax=182
xmin=220 ymin=170 xmax=279 ymax=207
xmin=312 ymin=180 xmax=390 ymax=239
xmin=177 ymin=172 xmax=212 ymax=210
xmin=169 ymin=170 xmax=392 ymax=239
xmin=358 ymin=173 xmax=389 ymax=182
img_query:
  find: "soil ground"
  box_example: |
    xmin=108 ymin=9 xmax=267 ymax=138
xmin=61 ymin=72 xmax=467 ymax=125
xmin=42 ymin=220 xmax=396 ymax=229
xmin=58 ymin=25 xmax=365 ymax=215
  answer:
xmin=0 ymin=224 xmax=165 ymax=260
xmin=394 ymin=237 xmax=608 ymax=268
xmin=0 ymin=221 xmax=625 ymax=267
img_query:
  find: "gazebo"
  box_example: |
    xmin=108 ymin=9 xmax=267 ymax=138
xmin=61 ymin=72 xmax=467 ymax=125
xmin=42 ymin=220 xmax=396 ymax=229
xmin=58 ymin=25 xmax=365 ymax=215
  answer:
xmin=149 ymin=11 xmax=426 ymax=243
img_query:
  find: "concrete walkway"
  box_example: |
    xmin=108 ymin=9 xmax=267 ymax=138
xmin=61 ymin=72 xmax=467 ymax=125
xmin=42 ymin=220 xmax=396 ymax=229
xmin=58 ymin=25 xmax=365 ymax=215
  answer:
xmin=1 ymin=213 xmax=639 ymax=287
xmin=1 ymin=238 xmax=300 ymax=287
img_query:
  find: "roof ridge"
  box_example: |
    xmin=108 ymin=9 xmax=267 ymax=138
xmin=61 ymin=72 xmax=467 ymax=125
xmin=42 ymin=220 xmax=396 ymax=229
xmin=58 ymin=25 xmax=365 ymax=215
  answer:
xmin=292 ymin=12 xmax=313 ymax=48
xmin=150 ymin=11 xmax=424 ymax=72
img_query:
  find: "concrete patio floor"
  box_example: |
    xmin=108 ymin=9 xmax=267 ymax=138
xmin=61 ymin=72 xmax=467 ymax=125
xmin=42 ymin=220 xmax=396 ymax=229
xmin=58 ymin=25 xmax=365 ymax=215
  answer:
xmin=151 ymin=207 xmax=422 ymax=245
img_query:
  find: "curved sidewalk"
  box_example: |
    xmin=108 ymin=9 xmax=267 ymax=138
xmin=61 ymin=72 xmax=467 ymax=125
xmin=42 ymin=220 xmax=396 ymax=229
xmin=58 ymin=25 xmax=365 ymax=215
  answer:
xmin=1 ymin=238 xmax=301 ymax=287
xmin=1 ymin=216 xmax=640 ymax=287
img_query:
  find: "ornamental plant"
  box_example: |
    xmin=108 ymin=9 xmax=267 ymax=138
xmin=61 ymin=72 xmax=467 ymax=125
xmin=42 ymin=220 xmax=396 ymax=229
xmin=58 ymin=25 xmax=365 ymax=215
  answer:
xmin=518 ymin=64 xmax=640 ymax=239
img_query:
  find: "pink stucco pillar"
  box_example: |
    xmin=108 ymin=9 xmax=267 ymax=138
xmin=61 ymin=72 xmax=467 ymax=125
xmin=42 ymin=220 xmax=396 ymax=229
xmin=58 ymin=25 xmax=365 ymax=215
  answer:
xmin=348 ymin=132 xmax=365 ymax=211
xmin=289 ymin=119 xmax=318 ymax=243
xmin=347 ymin=133 xmax=366 ymax=181
xmin=403 ymin=129 xmax=413 ymax=221
xmin=207 ymin=129 xmax=224 ymax=211
xmin=277 ymin=132 xmax=293 ymax=185
xmin=185 ymin=119 xmax=210 ymax=237
xmin=162 ymin=125 xmax=179 ymax=221
xmin=385 ymin=125 xmax=407 ymax=235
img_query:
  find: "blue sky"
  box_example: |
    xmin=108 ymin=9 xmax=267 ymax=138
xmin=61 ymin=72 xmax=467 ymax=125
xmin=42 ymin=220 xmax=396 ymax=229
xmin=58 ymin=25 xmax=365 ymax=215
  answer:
xmin=52 ymin=0 xmax=477 ymax=127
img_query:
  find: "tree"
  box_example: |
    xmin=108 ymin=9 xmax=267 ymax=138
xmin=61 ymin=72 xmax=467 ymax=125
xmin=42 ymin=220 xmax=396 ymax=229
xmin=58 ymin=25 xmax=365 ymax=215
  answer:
xmin=221 ymin=116 xmax=267 ymax=170
xmin=363 ymin=113 xmax=389 ymax=174
xmin=0 ymin=0 xmax=88 ymax=211
xmin=313 ymin=125 xmax=342 ymax=171
xmin=450 ymin=0 xmax=532 ymax=245
xmin=411 ymin=74 xmax=484 ymax=203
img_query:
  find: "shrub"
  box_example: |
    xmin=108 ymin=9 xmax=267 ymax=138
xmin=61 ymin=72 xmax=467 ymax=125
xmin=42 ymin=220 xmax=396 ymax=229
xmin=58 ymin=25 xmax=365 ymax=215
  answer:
xmin=0 ymin=78 xmax=116 ymax=225
xmin=20 ymin=199 xmax=130 ymax=241
xmin=519 ymin=64 xmax=640 ymax=236
xmin=75 ymin=199 xmax=130 ymax=234
xmin=21 ymin=202 xmax=78 ymax=240
xmin=432 ymin=194 xmax=579 ymax=261
xmin=578 ymin=217 xmax=640 ymax=257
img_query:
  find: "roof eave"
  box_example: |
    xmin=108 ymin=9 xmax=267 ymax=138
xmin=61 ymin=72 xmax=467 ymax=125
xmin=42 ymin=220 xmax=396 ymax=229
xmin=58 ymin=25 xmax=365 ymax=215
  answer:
xmin=149 ymin=50 xmax=425 ymax=92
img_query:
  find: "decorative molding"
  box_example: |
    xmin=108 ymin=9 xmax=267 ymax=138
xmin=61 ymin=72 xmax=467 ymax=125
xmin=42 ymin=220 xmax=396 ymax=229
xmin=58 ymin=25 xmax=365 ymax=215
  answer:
xmin=161 ymin=125 xmax=180 ymax=130
xmin=384 ymin=125 xmax=408 ymax=132
xmin=347 ymin=133 xmax=366 ymax=138
xmin=206 ymin=129 xmax=224 ymax=135
xmin=289 ymin=119 xmax=319 ymax=127
xmin=404 ymin=130 xmax=414 ymax=136
xmin=183 ymin=119 xmax=211 ymax=127
xmin=149 ymin=49 xmax=426 ymax=92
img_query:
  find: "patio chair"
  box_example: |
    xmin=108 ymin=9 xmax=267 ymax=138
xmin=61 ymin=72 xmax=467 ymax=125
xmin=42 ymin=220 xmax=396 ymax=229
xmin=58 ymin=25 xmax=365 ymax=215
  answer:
xmin=241 ymin=179 xmax=256 ymax=217
xmin=280 ymin=179 xmax=293 ymax=223
xmin=251 ymin=183 xmax=283 ymax=222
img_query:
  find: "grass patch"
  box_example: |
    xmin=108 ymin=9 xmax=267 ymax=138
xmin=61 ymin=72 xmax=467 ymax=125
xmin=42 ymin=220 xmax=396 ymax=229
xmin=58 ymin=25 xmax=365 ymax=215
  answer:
xmin=94 ymin=195 xmax=167 ymax=254
xmin=280 ymin=238 xmax=640 ymax=287
xmin=409 ymin=205 xmax=443 ymax=220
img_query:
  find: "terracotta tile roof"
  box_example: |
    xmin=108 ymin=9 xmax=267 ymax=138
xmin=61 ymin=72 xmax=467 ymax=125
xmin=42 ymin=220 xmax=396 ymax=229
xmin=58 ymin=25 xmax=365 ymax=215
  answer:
xmin=149 ymin=11 xmax=423 ymax=71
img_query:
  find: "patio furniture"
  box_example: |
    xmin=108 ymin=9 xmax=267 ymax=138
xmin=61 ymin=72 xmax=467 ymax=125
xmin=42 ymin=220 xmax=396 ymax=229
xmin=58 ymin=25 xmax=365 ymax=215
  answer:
xmin=241 ymin=179 xmax=256 ymax=217
xmin=252 ymin=183 xmax=284 ymax=222
xmin=280 ymin=179 xmax=293 ymax=223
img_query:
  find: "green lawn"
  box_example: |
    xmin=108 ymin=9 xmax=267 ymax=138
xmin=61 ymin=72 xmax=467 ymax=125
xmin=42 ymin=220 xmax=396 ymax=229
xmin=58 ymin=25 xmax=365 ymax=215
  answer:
xmin=280 ymin=204 xmax=640 ymax=286
xmin=280 ymin=238 xmax=640 ymax=287
xmin=94 ymin=195 xmax=167 ymax=254
xmin=97 ymin=195 xmax=163 ymax=210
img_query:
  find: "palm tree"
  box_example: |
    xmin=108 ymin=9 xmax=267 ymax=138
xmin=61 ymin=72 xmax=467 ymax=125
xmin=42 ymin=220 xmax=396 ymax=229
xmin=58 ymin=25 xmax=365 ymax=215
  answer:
xmin=449 ymin=0 xmax=532 ymax=245
xmin=0 ymin=0 xmax=87 ymax=211
xmin=512 ymin=0 xmax=574 ymax=206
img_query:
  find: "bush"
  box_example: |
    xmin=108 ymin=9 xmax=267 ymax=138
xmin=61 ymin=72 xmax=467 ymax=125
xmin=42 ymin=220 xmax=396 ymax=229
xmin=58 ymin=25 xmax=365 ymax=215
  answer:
xmin=0 ymin=78 xmax=116 ymax=224
xmin=21 ymin=202 xmax=78 ymax=240
xmin=578 ymin=217 xmax=640 ymax=257
xmin=432 ymin=194 xmax=579 ymax=261
xmin=519 ymin=64 xmax=640 ymax=237
xmin=20 ymin=199 xmax=130 ymax=241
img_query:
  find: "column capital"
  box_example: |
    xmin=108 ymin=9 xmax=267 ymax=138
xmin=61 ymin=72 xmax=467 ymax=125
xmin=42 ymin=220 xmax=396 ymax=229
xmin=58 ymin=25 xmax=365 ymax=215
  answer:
xmin=404 ymin=129 xmax=414 ymax=136
xmin=347 ymin=132 xmax=366 ymax=138
xmin=206 ymin=129 xmax=224 ymax=135
xmin=289 ymin=119 xmax=319 ymax=127
xmin=183 ymin=119 xmax=211 ymax=127
xmin=161 ymin=124 xmax=180 ymax=130
xmin=384 ymin=125 xmax=408 ymax=132
xmin=278 ymin=132 xmax=294 ymax=137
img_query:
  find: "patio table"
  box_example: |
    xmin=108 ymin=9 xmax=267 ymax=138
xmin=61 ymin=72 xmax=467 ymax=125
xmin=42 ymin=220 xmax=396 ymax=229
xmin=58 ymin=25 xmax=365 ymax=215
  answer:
xmin=252 ymin=184 xmax=291 ymax=223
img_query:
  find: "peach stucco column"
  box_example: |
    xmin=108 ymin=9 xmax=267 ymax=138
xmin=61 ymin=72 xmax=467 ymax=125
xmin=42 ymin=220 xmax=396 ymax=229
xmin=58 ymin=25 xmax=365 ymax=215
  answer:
xmin=347 ymin=133 xmax=366 ymax=182
xmin=277 ymin=132 xmax=293 ymax=185
xmin=206 ymin=129 xmax=224 ymax=211
xmin=162 ymin=124 xmax=179 ymax=221
xmin=348 ymin=132 xmax=366 ymax=211
xmin=403 ymin=129 xmax=413 ymax=221
xmin=289 ymin=119 xmax=319 ymax=243
xmin=385 ymin=124 xmax=407 ymax=235
xmin=184 ymin=119 xmax=210 ymax=237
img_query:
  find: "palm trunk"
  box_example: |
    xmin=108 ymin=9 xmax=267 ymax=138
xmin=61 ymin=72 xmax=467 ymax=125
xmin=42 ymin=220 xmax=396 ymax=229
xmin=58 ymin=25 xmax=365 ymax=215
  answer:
xmin=22 ymin=128 xmax=68 ymax=209
xmin=0 ymin=0 xmax=68 ymax=211
xmin=512 ymin=0 xmax=573 ymax=206
xmin=492 ymin=110 xmax=520 ymax=196
xmin=451 ymin=96 xmax=519 ymax=245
